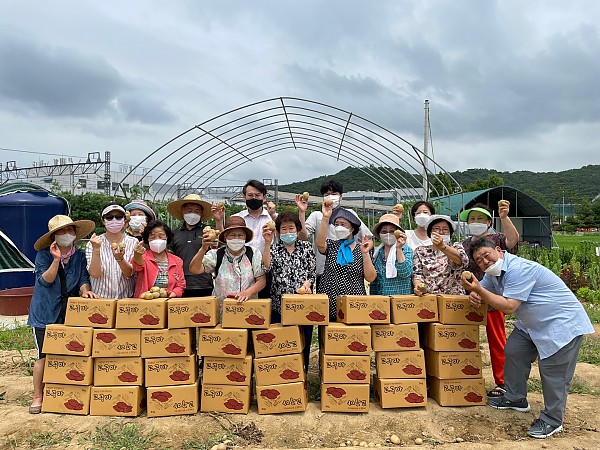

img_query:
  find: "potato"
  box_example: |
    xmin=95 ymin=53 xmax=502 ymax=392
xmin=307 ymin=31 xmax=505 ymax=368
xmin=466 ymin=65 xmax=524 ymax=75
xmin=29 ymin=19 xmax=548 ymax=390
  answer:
xmin=145 ymin=293 xmax=155 ymax=300
xmin=125 ymin=211 xmax=131 ymax=221
xmin=323 ymin=199 xmax=333 ymax=207
xmin=159 ymin=291 xmax=168 ymax=298
xmin=417 ymin=282 xmax=427 ymax=293
xmin=498 ymin=200 xmax=509 ymax=207
xmin=110 ymin=242 xmax=118 ymax=250
xmin=266 ymin=220 xmax=276 ymax=231
xmin=462 ymin=270 xmax=473 ymax=281
xmin=203 ymin=225 xmax=213 ymax=233
xmin=150 ymin=286 xmax=160 ymax=292
xmin=301 ymin=192 xmax=310 ymax=201
xmin=118 ymin=242 xmax=126 ymax=249
xmin=207 ymin=230 xmax=217 ymax=241
xmin=392 ymin=203 xmax=404 ymax=213
xmin=394 ymin=229 xmax=406 ymax=239
xmin=140 ymin=291 xmax=152 ymax=299
xmin=214 ymin=201 xmax=225 ymax=210
xmin=296 ymin=286 xmax=307 ymax=294
xmin=152 ymin=291 xmax=160 ymax=298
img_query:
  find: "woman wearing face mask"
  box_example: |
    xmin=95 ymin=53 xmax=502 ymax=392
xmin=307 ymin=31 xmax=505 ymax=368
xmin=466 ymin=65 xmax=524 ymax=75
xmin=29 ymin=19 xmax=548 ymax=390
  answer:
xmin=86 ymin=203 xmax=137 ymax=299
xmin=459 ymin=202 xmax=519 ymax=398
xmin=189 ymin=216 xmax=265 ymax=303
xmin=316 ymin=207 xmax=377 ymax=321
xmin=405 ymin=201 xmax=436 ymax=250
xmin=369 ymin=214 xmax=413 ymax=296
xmin=124 ymin=199 xmax=156 ymax=241
xmin=132 ymin=220 xmax=185 ymax=298
xmin=28 ymin=215 xmax=97 ymax=414
xmin=262 ymin=210 xmax=316 ymax=372
xmin=412 ymin=215 xmax=468 ymax=296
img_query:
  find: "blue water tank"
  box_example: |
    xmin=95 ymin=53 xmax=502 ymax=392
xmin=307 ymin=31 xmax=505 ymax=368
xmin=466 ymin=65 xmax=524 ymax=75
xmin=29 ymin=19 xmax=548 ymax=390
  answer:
xmin=0 ymin=183 xmax=68 ymax=289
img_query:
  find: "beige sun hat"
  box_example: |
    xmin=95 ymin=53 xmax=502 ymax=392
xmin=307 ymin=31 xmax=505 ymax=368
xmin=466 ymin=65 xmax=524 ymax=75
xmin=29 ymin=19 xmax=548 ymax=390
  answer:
xmin=373 ymin=213 xmax=405 ymax=238
xmin=34 ymin=215 xmax=96 ymax=250
xmin=167 ymin=194 xmax=213 ymax=221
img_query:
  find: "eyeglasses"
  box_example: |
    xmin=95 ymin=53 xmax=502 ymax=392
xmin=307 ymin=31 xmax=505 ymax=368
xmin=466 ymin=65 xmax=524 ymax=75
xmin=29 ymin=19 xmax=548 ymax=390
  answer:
xmin=104 ymin=214 xmax=125 ymax=221
xmin=431 ymin=227 xmax=450 ymax=233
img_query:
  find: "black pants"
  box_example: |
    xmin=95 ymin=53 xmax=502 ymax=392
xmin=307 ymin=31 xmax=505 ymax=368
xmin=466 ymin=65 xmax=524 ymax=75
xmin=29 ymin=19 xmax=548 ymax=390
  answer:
xmin=183 ymin=288 xmax=214 ymax=298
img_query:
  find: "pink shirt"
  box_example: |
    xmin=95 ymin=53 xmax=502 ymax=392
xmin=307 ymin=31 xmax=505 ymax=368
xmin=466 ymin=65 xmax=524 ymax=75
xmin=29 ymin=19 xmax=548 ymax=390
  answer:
xmin=132 ymin=252 xmax=186 ymax=298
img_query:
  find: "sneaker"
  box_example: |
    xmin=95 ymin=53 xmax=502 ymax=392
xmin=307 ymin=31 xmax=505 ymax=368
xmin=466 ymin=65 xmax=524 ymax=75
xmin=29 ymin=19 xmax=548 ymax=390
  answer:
xmin=488 ymin=395 xmax=531 ymax=412
xmin=527 ymin=418 xmax=563 ymax=439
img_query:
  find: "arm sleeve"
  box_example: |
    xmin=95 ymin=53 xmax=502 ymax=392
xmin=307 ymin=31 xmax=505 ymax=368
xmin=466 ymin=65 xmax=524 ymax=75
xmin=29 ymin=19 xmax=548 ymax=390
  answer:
xmin=306 ymin=244 xmax=316 ymax=286
xmin=500 ymin=265 xmax=536 ymax=302
xmin=77 ymin=252 xmax=91 ymax=289
xmin=448 ymin=242 xmax=469 ymax=269
xmin=85 ymin=240 xmax=93 ymax=271
xmin=252 ymin=249 xmax=265 ymax=278
xmin=202 ymin=249 xmax=217 ymax=274
xmin=305 ymin=212 xmax=318 ymax=235
xmin=395 ymin=245 xmax=414 ymax=279
xmin=412 ymin=248 xmax=424 ymax=283
xmin=34 ymin=250 xmax=53 ymax=288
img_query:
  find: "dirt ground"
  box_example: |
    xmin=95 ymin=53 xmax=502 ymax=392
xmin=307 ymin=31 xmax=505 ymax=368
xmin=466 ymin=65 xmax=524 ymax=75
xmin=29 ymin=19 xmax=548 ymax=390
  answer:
xmin=1 ymin=339 xmax=599 ymax=450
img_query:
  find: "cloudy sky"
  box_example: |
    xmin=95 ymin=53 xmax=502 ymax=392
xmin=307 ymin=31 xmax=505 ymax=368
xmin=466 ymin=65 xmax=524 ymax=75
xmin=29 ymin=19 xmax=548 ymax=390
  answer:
xmin=1 ymin=0 xmax=598 ymax=192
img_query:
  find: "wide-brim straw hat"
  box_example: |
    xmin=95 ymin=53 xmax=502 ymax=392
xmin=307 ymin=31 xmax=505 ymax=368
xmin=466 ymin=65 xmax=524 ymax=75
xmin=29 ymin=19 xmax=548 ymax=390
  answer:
xmin=373 ymin=213 xmax=404 ymax=238
xmin=34 ymin=215 xmax=96 ymax=250
xmin=217 ymin=216 xmax=253 ymax=245
xmin=167 ymin=194 xmax=212 ymax=221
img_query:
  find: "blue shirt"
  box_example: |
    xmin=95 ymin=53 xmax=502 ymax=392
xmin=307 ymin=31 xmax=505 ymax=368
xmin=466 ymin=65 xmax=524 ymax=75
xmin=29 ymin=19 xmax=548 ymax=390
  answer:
xmin=27 ymin=248 xmax=91 ymax=328
xmin=370 ymin=244 xmax=413 ymax=295
xmin=480 ymin=252 xmax=594 ymax=359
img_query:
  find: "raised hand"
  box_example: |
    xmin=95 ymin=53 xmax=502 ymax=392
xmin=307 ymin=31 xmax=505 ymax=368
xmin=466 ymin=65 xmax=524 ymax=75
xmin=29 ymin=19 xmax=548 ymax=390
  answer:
xmin=89 ymin=233 xmax=101 ymax=251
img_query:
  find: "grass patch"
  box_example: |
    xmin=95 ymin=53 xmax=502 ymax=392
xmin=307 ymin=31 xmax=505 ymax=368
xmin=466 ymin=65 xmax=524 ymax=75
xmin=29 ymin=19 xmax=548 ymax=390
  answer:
xmin=553 ymin=234 xmax=600 ymax=250
xmin=584 ymin=303 xmax=600 ymax=324
xmin=26 ymin=430 xmax=73 ymax=448
xmin=83 ymin=422 xmax=161 ymax=450
xmin=528 ymin=376 xmax=600 ymax=396
xmin=0 ymin=325 xmax=35 ymax=350
xmin=578 ymin=334 xmax=600 ymax=365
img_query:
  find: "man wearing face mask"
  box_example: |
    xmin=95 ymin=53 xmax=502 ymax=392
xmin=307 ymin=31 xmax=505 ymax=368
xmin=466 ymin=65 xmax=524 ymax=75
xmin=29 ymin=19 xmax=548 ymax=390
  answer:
xmin=299 ymin=180 xmax=372 ymax=289
xmin=412 ymin=214 xmax=468 ymax=296
xmin=460 ymin=202 xmax=519 ymax=399
xmin=168 ymin=194 xmax=215 ymax=297
xmin=462 ymin=238 xmax=594 ymax=439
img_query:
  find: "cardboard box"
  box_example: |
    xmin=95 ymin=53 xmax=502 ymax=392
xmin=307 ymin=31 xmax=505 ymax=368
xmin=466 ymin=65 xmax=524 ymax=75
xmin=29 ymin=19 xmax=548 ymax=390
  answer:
xmin=423 ymin=323 xmax=480 ymax=352
xmin=41 ymin=384 xmax=91 ymax=415
xmin=200 ymin=384 xmax=250 ymax=414
xmin=141 ymin=328 xmax=193 ymax=358
xmin=147 ymin=381 xmax=199 ymax=417
xmin=375 ymin=350 xmax=426 ymax=379
xmin=115 ymin=298 xmax=166 ymax=329
xmin=321 ymin=323 xmax=371 ymax=356
xmin=390 ymin=295 xmax=438 ymax=323
xmin=256 ymin=381 xmax=308 ymax=414
xmin=92 ymin=328 xmax=141 ymax=357
xmin=42 ymin=324 xmax=94 ymax=357
xmin=437 ymin=295 xmax=487 ymax=326
xmin=90 ymin=386 xmax=145 ymax=416
xmin=428 ymin=377 xmax=486 ymax=406
xmin=320 ymin=353 xmax=370 ymax=384
xmin=94 ymin=357 xmax=144 ymax=386
xmin=320 ymin=383 xmax=369 ymax=413
xmin=167 ymin=296 xmax=219 ymax=328
xmin=371 ymin=323 xmax=419 ymax=352
xmin=336 ymin=295 xmax=390 ymax=324
xmin=281 ymin=294 xmax=329 ymax=325
xmin=202 ymin=355 xmax=252 ymax=386
xmin=64 ymin=297 xmax=117 ymax=328
xmin=254 ymin=354 xmax=305 ymax=386
xmin=252 ymin=324 xmax=304 ymax=358
xmin=198 ymin=326 xmax=248 ymax=359
xmin=43 ymin=355 xmax=93 ymax=385
xmin=424 ymin=348 xmax=483 ymax=379
xmin=374 ymin=376 xmax=427 ymax=408
xmin=221 ymin=298 xmax=271 ymax=329
xmin=145 ymin=355 xmax=198 ymax=387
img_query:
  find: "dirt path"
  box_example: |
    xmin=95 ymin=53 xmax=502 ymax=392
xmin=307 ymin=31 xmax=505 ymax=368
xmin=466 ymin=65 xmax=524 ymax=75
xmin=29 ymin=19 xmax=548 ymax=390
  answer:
xmin=1 ymin=349 xmax=599 ymax=450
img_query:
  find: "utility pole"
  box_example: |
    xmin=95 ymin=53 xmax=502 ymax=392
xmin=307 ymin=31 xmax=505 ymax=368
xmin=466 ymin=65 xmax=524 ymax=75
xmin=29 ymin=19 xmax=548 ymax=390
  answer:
xmin=104 ymin=151 xmax=111 ymax=196
xmin=422 ymin=100 xmax=430 ymax=200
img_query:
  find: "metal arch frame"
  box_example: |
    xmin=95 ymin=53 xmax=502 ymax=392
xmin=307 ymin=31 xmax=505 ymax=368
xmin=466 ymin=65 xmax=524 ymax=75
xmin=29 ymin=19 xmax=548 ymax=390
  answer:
xmin=114 ymin=97 xmax=463 ymax=202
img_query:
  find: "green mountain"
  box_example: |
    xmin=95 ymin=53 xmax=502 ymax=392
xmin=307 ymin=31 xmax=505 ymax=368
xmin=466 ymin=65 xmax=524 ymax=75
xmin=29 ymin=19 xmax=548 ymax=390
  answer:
xmin=279 ymin=165 xmax=600 ymax=204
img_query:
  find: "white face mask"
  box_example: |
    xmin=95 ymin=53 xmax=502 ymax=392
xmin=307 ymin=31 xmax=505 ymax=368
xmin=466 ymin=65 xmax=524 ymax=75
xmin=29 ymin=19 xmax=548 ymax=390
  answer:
xmin=468 ymin=223 xmax=488 ymax=236
xmin=149 ymin=239 xmax=167 ymax=253
xmin=334 ymin=225 xmax=351 ymax=240
xmin=379 ymin=233 xmax=396 ymax=246
xmin=442 ymin=235 xmax=452 ymax=244
xmin=226 ymin=239 xmax=246 ymax=252
xmin=414 ymin=213 xmax=430 ymax=227
xmin=129 ymin=216 xmax=147 ymax=231
xmin=324 ymin=194 xmax=340 ymax=209
xmin=55 ymin=233 xmax=76 ymax=247
xmin=484 ymin=256 xmax=503 ymax=277
xmin=183 ymin=213 xmax=201 ymax=226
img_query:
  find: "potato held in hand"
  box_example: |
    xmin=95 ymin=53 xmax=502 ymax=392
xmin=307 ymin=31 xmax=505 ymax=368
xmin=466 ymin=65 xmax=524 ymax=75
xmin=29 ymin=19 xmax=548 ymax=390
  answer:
xmin=462 ymin=270 xmax=473 ymax=282
xmin=392 ymin=203 xmax=404 ymax=213
xmin=296 ymin=286 xmax=307 ymax=294
xmin=301 ymin=192 xmax=310 ymax=201
xmin=214 ymin=201 xmax=225 ymax=211
xmin=394 ymin=229 xmax=406 ymax=239
xmin=266 ymin=221 xmax=276 ymax=231
xmin=417 ymin=282 xmax=427 ymax=293
xmin=498 ymin=200 xmax=509 ymax=207
xmin=323 ymin=198 xmax=333 ymax=207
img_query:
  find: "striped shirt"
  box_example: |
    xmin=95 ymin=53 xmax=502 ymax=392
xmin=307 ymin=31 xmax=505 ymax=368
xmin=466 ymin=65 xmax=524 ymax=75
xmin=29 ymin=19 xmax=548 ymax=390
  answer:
xmin=85 ymin=234 xmax=137 ymax=299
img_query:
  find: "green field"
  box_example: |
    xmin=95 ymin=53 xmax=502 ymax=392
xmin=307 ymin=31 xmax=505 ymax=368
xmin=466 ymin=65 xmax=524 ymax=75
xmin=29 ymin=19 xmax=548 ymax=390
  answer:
xmin=553 ymin=234 xmax=600 ymax=250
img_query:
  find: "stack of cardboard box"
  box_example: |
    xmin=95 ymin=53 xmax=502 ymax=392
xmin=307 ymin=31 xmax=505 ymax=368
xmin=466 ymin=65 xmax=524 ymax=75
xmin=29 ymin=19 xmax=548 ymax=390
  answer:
xmin=199 ymin=299 xmax=270 ymax=414
xmin=424 ymin=294 xmax=487 ymax=406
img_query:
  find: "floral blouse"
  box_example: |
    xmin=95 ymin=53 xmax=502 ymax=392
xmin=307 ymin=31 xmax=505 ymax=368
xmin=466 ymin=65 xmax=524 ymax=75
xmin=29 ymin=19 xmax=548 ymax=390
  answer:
xmin=266 ymin=240 xmax=316 ymax=313
xmin=412 ymin=242 xmax=469 ymax=295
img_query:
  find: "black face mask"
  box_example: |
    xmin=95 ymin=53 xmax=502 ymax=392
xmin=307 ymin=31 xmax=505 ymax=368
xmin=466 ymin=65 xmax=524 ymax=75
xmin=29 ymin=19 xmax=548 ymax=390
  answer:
xmin=245 ymin=198 xmax=263 ymax=211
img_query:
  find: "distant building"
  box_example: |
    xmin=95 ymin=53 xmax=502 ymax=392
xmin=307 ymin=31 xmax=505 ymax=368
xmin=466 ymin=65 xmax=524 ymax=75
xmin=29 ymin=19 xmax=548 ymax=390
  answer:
xmin=343 ymin=188 xmax=426 ymax=205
